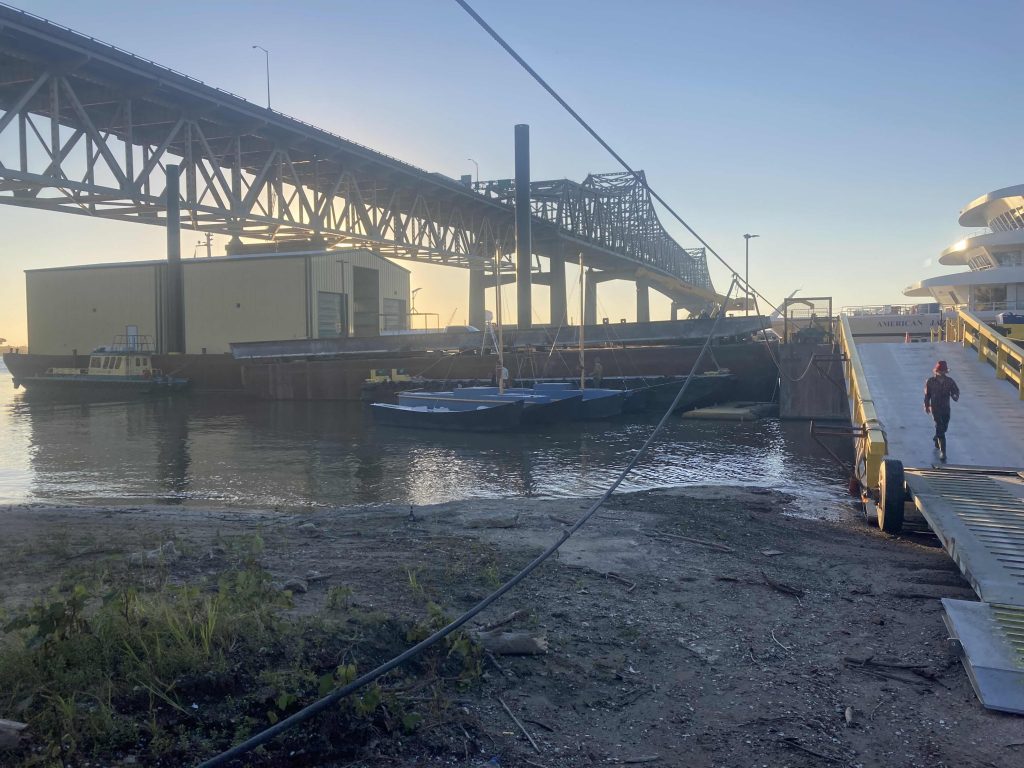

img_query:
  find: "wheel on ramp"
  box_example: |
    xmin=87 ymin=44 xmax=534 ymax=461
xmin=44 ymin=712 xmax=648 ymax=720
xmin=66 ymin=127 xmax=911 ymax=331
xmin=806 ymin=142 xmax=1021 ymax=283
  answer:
xmin=877 ymin=458 xmax=905 ymax=534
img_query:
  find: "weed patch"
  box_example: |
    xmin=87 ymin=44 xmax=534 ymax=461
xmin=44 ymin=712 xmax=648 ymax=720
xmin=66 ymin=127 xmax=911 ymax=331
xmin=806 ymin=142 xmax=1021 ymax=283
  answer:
xmin=0 ymin=558 xmax=483 ymax=766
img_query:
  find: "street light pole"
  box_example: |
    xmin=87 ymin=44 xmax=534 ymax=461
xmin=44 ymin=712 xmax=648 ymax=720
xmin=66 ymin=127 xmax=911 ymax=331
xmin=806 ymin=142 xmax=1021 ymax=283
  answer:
xmin=743 ymin=233 xmax=759 ymax=316
xmin=467 ymin=157 xmax=479 ymax=186
xmin=252 ymin=45 xmax=270 ymax=109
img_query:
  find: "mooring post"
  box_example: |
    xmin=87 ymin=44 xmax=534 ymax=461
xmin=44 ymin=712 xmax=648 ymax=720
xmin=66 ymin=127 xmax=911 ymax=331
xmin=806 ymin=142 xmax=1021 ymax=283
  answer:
xmin=514 ymin=124 xmax=532 ymax=329
xmin=165 ymin=164 xmax=185 ymax=354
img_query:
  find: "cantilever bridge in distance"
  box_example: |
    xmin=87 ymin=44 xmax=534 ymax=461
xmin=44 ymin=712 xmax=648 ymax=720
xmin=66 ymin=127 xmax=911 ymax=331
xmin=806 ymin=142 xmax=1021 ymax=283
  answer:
xmin=0 ymin=4 xmax=719 ymax=327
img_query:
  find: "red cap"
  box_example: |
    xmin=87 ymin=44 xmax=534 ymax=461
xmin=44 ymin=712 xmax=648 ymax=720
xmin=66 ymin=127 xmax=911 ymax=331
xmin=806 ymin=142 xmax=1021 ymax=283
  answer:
xmin=934 ymin=360 xmax=948 ymax=373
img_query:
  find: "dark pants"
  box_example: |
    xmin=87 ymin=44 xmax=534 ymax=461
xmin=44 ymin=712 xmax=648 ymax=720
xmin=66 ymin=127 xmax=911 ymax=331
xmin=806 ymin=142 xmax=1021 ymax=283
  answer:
xmin=932 ymin=408 xmax=950 ymax=452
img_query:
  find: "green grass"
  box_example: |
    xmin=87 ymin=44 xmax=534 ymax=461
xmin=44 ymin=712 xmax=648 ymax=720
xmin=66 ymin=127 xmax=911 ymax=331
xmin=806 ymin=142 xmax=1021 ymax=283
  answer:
xmin=0 ymin=550 xmax=482 ymax=766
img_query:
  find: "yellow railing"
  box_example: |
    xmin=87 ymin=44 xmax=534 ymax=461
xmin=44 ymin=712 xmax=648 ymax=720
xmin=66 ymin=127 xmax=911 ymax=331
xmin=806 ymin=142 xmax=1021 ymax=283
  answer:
xmin=947 ymin=309 xmax=1024 ymax=400
xmin=838 ymin=315 xmax=888 ymax=489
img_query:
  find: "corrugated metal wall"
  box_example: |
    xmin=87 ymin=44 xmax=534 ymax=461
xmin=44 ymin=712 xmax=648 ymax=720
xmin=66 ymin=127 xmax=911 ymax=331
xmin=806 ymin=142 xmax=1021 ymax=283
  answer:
xmin=25 ymin=250 xmax=412 ymax=354
xmin=310 ymin=250 xmax=409 ymax=337
xmin=183 ymin=256 xmax=307 ymax=353
xmin=26 ymin=263 xmax=160 ymax=354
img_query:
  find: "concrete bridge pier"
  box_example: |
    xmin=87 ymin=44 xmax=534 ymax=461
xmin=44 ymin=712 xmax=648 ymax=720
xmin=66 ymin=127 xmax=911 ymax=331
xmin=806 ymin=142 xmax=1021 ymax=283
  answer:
xmin=468 ymin=265 xmax=486 ymax=330
xmin=549 ymin=249 xmax=567 ymax=327
xmin=670 ymin=301 xmax=681 ymax=320
xmin=636 ymin=280 xmax=651 ymax=323
xmin=584 ymin=269 xmax=598 ymax=326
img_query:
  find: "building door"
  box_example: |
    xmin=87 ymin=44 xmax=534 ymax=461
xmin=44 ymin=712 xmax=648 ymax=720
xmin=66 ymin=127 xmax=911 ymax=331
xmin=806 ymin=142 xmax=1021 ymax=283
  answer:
xmin=317 ymin=291 xmax=347 ymax=338
xmin=352 ymin=266 xmax=380 ymax=337
xmin=382 ymin=299 xmax=407 ymax=331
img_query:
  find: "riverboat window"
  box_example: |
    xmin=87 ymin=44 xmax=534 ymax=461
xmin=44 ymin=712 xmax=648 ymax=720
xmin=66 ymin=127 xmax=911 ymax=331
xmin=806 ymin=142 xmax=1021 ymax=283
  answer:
xmin=136 ymin=358 xmax=143 ymax=366
xmin=103 ymin=357 xmax=111 ymax=369
xmin=114 ymin=357 xmax=122 ymax=369
xmin=90 ymin=357 xmax=101 ymax=368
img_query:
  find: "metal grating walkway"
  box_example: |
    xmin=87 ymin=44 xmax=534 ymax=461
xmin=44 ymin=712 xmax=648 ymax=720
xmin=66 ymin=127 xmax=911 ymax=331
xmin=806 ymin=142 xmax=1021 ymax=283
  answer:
xmin=905 ymin=469 xmax=1024 ymax=713
xmin=906 ymin=470 xmax=1024 ymax=605
xmin=852 ymin=338 xmax=1024 ymax=714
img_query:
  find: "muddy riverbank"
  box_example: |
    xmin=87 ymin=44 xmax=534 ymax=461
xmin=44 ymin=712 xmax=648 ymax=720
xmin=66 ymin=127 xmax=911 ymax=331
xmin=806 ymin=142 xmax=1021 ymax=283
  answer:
xmin=1 ymin=488 xmax=1019 ymax=767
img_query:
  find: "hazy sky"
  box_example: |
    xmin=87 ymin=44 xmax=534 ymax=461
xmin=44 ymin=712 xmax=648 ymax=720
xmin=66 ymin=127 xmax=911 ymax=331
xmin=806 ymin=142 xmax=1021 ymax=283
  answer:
xmin=2 ymin=0 xmax=1023 ymax=345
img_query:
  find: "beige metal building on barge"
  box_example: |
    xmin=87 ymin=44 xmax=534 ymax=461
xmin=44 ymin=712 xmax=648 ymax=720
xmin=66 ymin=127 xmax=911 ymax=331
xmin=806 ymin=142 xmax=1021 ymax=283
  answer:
xmin=25 ymin=250 xmax=410 ymax=355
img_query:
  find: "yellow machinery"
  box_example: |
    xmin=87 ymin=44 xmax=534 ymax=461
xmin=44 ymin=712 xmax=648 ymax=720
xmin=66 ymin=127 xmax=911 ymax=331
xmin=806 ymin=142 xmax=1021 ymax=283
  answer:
xmin=366 ymin=368 xmax=413 ymax=384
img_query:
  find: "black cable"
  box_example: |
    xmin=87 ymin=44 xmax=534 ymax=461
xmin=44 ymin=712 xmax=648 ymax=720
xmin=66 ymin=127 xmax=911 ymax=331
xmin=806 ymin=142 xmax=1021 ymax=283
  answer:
xmin=452 ymin=0 xmax=778 ymax=315
xmin=196 ymin=278 xmax=737 ymax=767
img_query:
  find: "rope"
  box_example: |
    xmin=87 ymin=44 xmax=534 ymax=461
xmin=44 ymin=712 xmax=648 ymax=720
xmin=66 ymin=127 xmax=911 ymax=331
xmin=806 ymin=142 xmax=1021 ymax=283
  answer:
xmin=452 ymin=0 xmax=778 ymax=315
xmin=195 ymin=279 xmax=738 ymax=767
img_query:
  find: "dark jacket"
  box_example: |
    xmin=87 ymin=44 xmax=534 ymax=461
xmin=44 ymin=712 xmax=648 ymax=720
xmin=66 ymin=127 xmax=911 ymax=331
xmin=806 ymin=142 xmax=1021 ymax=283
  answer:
xmin=924 ymin=375 xmax=960 ymax=412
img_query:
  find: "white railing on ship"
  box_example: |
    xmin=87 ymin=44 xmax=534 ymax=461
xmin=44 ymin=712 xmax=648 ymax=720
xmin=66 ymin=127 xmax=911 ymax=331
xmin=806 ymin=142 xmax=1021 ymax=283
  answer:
xmin=840 ymin=304 xmax=940 ymax=316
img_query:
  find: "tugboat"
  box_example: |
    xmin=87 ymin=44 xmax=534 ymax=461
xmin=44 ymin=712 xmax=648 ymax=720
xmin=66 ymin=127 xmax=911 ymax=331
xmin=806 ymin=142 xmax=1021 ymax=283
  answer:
xmin=15 ymin=335 xmax=189 ymax=399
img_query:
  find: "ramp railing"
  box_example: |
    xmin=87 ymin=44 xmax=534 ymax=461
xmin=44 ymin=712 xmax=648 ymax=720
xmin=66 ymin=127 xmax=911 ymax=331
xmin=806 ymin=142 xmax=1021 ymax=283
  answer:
xmin=948 ymin=310 xmax=1024 ymax=400
xmin=838 ymin=315 xmax=888 ymax=490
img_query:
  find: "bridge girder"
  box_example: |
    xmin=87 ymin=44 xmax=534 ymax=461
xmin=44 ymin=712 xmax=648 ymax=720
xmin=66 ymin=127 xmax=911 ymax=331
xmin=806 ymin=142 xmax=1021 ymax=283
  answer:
xmin=0 ymin=5 xmax=716 ymax=310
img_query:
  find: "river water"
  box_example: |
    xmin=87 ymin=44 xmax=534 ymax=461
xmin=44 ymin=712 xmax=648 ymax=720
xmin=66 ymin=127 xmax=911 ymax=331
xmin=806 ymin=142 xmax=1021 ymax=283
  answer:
xmin=0 ymin=361 xmax=850 ymax=511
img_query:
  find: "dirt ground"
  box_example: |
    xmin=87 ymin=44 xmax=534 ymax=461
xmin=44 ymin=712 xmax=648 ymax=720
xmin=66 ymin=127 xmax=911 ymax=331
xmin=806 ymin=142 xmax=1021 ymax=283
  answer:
xmin=2 ymin=486 xmax=1022 ymax=767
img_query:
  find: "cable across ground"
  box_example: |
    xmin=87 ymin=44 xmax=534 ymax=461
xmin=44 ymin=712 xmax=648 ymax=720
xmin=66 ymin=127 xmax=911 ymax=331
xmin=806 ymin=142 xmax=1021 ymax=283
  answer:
xmin=196 ymin=280 xmax=738 ymax=766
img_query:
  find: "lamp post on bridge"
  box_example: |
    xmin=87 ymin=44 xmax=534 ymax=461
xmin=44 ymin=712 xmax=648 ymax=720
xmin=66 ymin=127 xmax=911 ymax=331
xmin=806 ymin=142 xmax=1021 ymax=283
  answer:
xmin=467 ymin=158 xmax=479 ymax=187
xmin=252 ymin=45 xmax=270 ymax=110
xmin=743 ymin=233 xmax=759 ymax=316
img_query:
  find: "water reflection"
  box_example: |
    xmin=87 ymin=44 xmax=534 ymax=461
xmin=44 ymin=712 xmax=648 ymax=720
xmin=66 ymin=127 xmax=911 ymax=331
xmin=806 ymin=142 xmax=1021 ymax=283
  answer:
xmin=0 ymin=363 xmax=850 ymax=509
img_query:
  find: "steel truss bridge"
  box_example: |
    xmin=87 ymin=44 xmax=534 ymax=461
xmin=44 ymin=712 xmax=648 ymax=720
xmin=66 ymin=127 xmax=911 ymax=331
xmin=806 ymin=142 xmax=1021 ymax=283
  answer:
xmin=0 ymin=4 xmax=718 ymax=323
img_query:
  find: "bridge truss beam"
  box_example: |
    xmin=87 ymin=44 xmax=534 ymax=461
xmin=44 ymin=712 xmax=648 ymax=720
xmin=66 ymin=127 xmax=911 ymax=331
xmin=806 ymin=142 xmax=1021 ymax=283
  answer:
xmin=0 ymin=5 xmax=718 ymax=313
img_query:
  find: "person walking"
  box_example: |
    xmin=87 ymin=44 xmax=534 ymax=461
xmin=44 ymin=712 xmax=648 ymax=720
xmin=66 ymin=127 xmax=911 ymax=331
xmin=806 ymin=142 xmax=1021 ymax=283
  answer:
xmin=924 ymin=359 xmax=960 ymax=461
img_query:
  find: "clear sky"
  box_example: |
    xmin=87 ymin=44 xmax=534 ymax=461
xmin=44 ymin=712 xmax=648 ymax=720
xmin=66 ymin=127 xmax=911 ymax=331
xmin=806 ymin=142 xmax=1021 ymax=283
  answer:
xmin=2 ymin=0 xmax=1023 ymax=345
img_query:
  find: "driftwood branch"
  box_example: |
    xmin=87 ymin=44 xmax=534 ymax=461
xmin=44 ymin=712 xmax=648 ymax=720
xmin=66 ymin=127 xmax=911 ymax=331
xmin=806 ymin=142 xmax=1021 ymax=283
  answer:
xmin=605 ymin=571 xmax=638 ymax=592
xmin=650 ymin=530 xmax=734 ymax=552
xmin=761 ymin=570 xmax=805 ymax=597
xmin=475 ymin=630 xmax=548 ymax=655
xmin=499 ymin=696 xmax=541 ymax=754
xmin=480 ymin=608 xmax=529 ymax=632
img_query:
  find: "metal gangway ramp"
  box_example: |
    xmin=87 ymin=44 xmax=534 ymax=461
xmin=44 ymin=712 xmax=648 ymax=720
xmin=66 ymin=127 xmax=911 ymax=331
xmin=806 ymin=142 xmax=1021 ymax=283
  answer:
xmin=840 ymin=310 xmax=1024 ymax=714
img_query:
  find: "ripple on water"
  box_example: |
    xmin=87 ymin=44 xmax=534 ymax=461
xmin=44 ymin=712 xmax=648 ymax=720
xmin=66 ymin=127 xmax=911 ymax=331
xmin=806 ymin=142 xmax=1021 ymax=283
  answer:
xmin=0 ymin=365 xmax=851 ymax=512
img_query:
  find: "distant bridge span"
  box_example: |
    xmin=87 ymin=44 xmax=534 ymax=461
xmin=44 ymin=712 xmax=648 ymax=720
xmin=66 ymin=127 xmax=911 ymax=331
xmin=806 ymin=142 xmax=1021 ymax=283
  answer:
xmin=0 ymin=4 xmax=718 ymax=323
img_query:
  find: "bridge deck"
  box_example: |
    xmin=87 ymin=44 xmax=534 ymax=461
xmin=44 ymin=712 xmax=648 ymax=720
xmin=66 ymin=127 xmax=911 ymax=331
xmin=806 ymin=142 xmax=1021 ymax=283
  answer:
xmin=858 ymin=341 xmax=1024 ymax=468
xmin=856 ymin=339 xmax=1024 ymax=714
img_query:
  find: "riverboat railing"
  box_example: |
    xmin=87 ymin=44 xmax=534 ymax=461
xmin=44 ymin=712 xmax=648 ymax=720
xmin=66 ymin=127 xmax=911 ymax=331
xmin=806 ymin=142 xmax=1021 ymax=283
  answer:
xmin=838 ymin=314 xmax=888 ymax=491
xmin=840 ymin=303 xmax=940 ymax=316
xmin=945 ymin=309 xmax=1024 ymax=399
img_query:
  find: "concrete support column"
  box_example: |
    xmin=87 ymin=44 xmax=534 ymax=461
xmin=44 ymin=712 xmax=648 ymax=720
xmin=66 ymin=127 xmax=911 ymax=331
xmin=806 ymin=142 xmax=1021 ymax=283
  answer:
xmin=670 ymin=301 xmax=680 ymax=320
xmin=584 ymin=269 xmax=597 ymax=326
xmin=469 ymin=265 xmax=486 ymax=330
xmin=636 ymin=280 xmax=651 ymax=323
xmin=165 ymin=164 xmax=185 ymax=354
xmin=548 ymin=249 xmax=567 ymax=327
xmin=514 ymin=124 xmax=532 ymax=329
